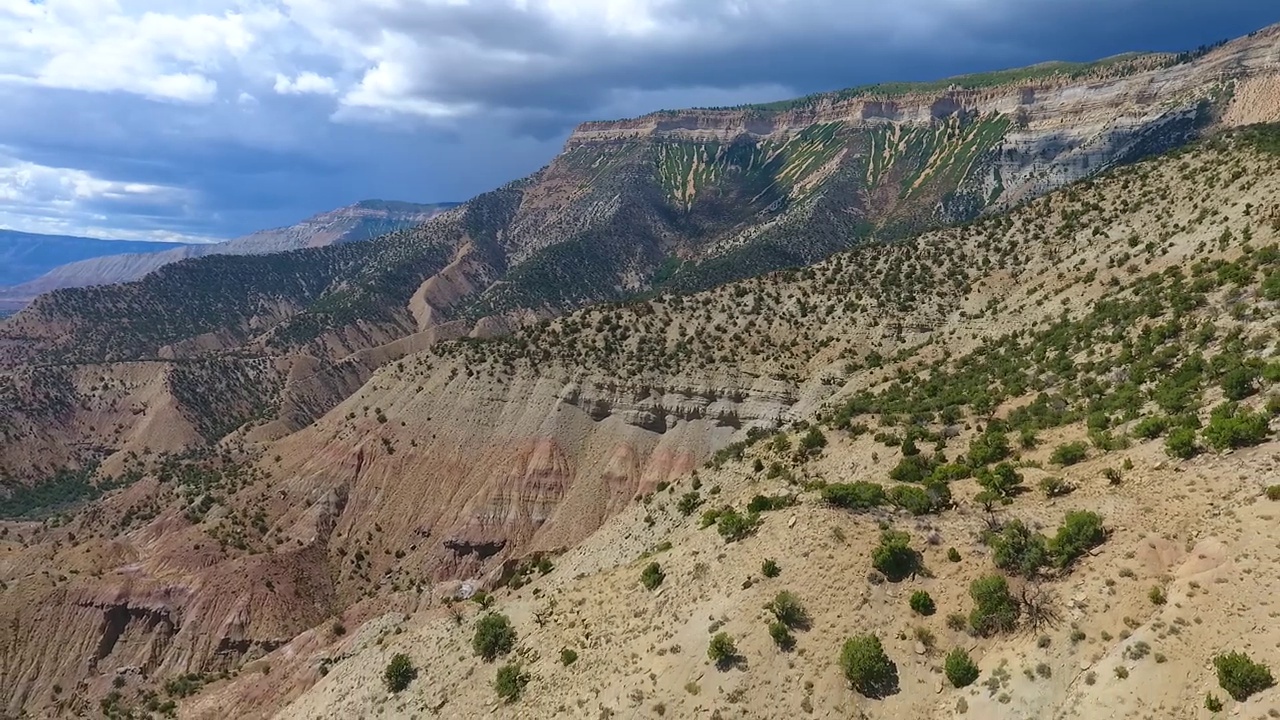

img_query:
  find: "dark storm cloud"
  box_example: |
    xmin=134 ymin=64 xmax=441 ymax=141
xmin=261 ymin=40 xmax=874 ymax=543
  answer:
xmin=0 ymin=0 xmax=1274 ymax=241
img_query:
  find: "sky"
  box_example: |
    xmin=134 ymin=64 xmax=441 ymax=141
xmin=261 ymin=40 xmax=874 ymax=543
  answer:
xmin=0 ymin=1 xmax=1275 ymax=243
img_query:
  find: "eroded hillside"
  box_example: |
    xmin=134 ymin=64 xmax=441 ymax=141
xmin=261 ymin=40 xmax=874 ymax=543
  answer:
xmin=213 ymin=129 xmax=1280 ymax=720
xmin=4 ymin=29 xmax=1280 ymax=490
xmin=1 ymin=119 xmax=1277 ymax=719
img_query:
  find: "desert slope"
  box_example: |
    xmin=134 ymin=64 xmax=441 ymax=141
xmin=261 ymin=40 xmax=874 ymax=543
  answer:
xmin=185 ymin=126 xmax=1280 ymax=720
xmin=2 ymin=122 xmax=1277 ymax=719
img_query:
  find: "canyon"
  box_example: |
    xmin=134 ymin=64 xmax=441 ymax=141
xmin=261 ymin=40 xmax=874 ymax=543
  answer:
xmin=1 ymin=25 xmax=1280 ymax=720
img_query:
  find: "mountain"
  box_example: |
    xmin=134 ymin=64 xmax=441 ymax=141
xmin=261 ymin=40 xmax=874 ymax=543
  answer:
xmin=0 ymin=200 xmax=459 ymax=307
xmin=0 ymin=230 xmax=194 ymax=287
xmin=3 ymin=117 xmax=1279 ymax=720
xmin=5 ymin=31 xmax=1274 ymax=368
xmin=1 ymin=24 xmax=1280 ymax=719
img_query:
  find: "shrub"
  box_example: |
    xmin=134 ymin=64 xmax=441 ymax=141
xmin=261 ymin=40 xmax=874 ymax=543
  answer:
xmin=1050 ymin=442 xmax=1088 ymax=466
xmin=473 ymin=613 xmax=517 ymax=661
xmin=676 ymin=492 xmax=703 ymax=515
xmin=1148 ymin=586 xmax=1166 ymax=606
xmin=1132 ymin=416 xmax=1169 ymax=439
xmin=1266 ymin=485 xmax=1280 ymax=501
xmin=716 ymin=508 xmax=761 ymax=542
xmin=947 ymin=547 xmax=962 ymax=563
xmin=560 ymin=648 xmax=578 ymax=666
xmin=383 ymin=653 xmax=416 ymax=693
xmin=822 ymin=482 xmax=886 ymax=510
xmin=1202 ymin=403 xmax=1270 ymax=451
xmin=967 ymin=431 xmax=1011 ymax=467
xmin=707 ymin=632 xmax=739 ymax=669
xmin=871 ymin=530 xmax=920 ymax=582
xmin=1039 ymin=476 xmax=1073 ymax=498
xmin=945 ymin=648 xmax=980 ymax=688
xmin=1165 ymin=427 xmax=1199 ymax=459
xmin=799 ymin=427 xmax=827 ymax=453
xmin=929 ymin=463 xmax=972 ymax=483
xmin=989 ymin=519 xmax=1049 ymax=578
xmin=909 ymin=590 xmax=936 ymax=616
xmin=747 ymin=494 xmax=795 ymax=513
xmin=1047 ymin=511 xmax=1106 ymax=568
xmin=1204 ymin=693 xmax=1224 ymax=712
xmin=969 ymin=575 xmax=1019 ymax=636
xmin=767 ymin=591 xmax=810 ymax=628
xmin=640 ymin=562 xmax=665 ymax=590
xmin=494 ymin=663 xmax=529 ymax=703
xmin=768 ymin=621 xmax=795 ymax=650
xmin=1221 ymin=366 xmax=1258 ymax=401
xmin=974 ymin=489 xmax=1003 ymax=512
xmin=1019 ymin=427 xmax=1038 ymax=449
xmin=699 ymin=506 xmax=729 ymax=528
xmin=976 ymin=463 xmax=1024 ymax=498
xmin=889 ymin=454 xmax=935 ymax=484
xmin=888 ymin=484 xmax=936 ymax=515
xmin=761 ymin=558 xmax=781 ymax=578
xmin=840 ymin=635 xmax=897 ymax=697
xmin=1214 ymin=651 xmax=1275 ymax=701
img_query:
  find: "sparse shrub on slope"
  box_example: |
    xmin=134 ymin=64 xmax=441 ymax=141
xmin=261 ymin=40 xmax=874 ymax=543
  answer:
xmin=909 ymin=590 xmax=936 ymax=616
xmin=969 ymin=575 xmax=1019 ymax=636
xmin=967 ymin=431 xmax=1011 ymax=467
xmin=494 ymin=663 xmax=529 ymax=703
xmin=945 ymin=648 xmax=980 ymax=688
xmin=766 ymin=591 xmax=810 ymax=629
xmin=823 ymin=482 xmax=886 ymax=510
xmin=640 ymin=561 xmax=665 ymax=590
xmin=872 ymin=530 xmax=920 ymax=582
xmin=746 ymin=494 xmax=796 ymax=513
xmin=1133 ymin=415 xmax=1169 ymax=439
xmin=1214 ymin=651 xmax=1274 ymax=701
xmin=473 ymin=613 xmax=517 ymax=661
xmin=976 ymin=463 xmax=1024 ymax=499
xmin=383 ymin=653 xmax=416 ymax=693
xmin=840 ymin=635 xmax=898 ymax=698
xmin=1050 ymin=441 xmax=1088 ymax=466
xmin=988 ymin=519 xmax=1049 ymax=578
xmin=708 ymin=632 xmax=739 ymax=669
xmin=1165 ymin=427 xmax=1199 ymax=459
xmin=768 ymin=621 xmax=795 ymax=651
xmin=1047 ymin=511 xmax=1106 ymax=569
xmin=1202 ymin=402 xmax=1271 ymax=451
xmin=716 ymin=508 xmax=761 ymax=542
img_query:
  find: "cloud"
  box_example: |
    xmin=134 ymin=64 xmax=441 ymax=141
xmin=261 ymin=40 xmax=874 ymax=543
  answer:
xmin=0 ymin=1 xmax=281 ymax=103
xmin=274 ymin=71 xmax=337 ymax=96
xmin=0 ymin=148 xmax=216 ymax=241
xmin=0 ymin=0 xmax=1275 ymax=244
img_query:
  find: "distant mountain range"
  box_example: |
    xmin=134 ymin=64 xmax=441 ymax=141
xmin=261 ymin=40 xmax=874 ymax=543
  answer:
xmin=0 ymin=231 xmax=195 ymax=287
xmin=0 ymin=200 xmax=458 ymax=312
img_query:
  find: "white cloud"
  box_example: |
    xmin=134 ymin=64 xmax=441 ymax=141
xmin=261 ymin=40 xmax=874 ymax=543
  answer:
xmin=0 ymin=151 xmax=219 ymax=241
xmin=0 ymin=157 xmax=176 ymax=205
xmin=274 ymin=71 xmax=338 ymax=95
xmin=0 ymin=1 xmax=281 ymax=102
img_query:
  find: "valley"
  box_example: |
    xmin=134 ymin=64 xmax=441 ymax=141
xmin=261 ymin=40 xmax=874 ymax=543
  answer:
xmin=1 ymin=23 xmax=1280 ymax=720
